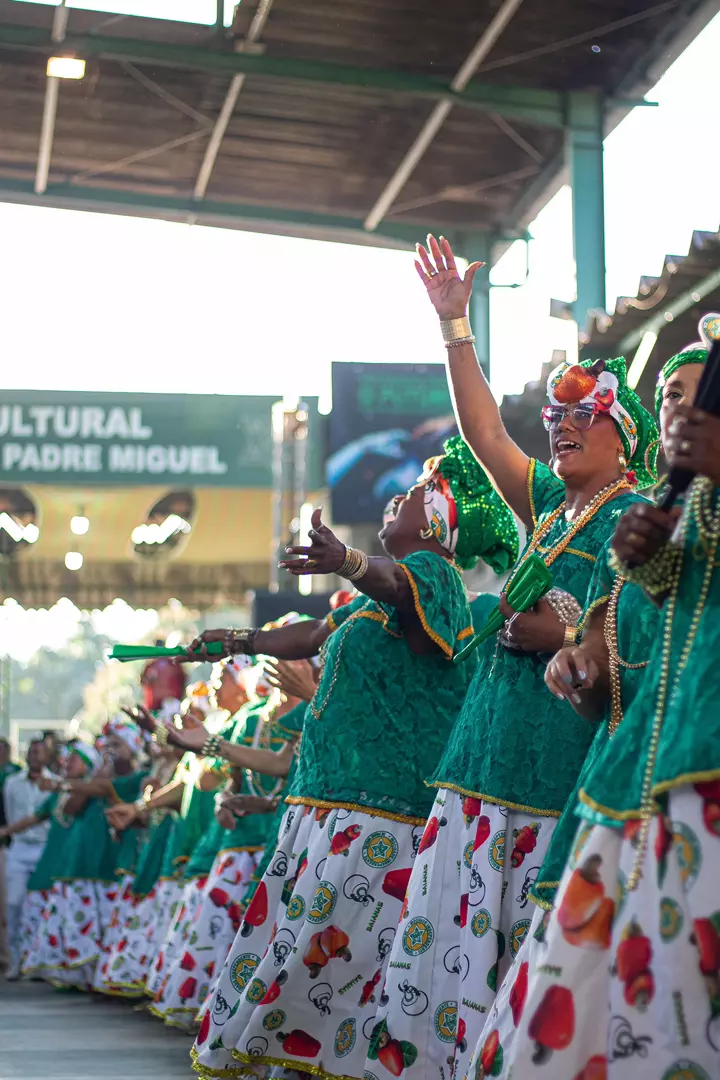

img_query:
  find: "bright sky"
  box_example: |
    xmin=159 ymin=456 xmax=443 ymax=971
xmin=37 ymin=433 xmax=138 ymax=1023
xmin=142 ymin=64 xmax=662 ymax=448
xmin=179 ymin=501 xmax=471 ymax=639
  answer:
xmin=1 ymin=2 xmax=720 ymax=661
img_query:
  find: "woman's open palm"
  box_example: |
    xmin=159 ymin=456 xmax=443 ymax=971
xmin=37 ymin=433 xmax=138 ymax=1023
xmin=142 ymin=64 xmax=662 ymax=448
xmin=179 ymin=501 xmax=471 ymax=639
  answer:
xmin=415 ymin=235 xmax=484 ymax=320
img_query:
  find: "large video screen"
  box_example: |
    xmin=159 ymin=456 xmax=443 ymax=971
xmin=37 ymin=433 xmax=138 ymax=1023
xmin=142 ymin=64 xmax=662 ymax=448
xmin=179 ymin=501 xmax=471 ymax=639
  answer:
xmin=328 ymin=363 xmax=457 ymax=525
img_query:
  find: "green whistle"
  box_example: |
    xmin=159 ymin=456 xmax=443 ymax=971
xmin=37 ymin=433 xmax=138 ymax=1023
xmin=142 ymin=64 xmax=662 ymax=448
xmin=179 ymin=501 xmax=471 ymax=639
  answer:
xmin=453 ymin=554 xmax=553 ymax=664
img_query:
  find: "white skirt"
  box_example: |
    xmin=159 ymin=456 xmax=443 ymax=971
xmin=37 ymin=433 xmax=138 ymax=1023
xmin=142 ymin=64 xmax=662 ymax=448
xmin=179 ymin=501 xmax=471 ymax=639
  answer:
xmin=149 ymin=848 xmax=259 ymax=1029
xmin=467 ymin=783 xmax=720 ymax=1079
xmin=368 ymin=788 xmax=555 ymax=1080
xmin=193 ymin=802 xmax=420 ymax=1080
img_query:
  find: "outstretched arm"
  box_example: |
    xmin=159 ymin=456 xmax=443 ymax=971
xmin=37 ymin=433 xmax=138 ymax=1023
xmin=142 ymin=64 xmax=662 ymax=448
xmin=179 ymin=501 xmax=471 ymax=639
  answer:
xmin=0 ymin=813 xmax=40 ymax=840
xmin=415 ymin=236 xmax=532 ymax=526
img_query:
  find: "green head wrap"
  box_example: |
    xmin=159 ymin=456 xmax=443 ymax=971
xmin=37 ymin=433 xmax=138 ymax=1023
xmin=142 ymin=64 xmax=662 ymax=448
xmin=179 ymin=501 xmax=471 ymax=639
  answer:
xmin=546 ymin=355 xmax=659 ymax=489
xmin=655 ymin=315 xmax=720 ymax=415
xmin=420 ymin=435 xmax=519 ymax=573
xmin=654 ymin=348 xmax=707 ymax=415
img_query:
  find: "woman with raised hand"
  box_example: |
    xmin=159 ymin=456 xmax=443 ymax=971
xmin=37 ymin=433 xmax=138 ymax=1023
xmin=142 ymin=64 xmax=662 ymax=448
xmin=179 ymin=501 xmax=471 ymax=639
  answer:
xmin=366 ymin=236 xmax=658 ymax=1080
xmin=470 ymin=320 xmax=720 ymax=1079
xmin=190 ymin=435 xmax=518 ymax=1080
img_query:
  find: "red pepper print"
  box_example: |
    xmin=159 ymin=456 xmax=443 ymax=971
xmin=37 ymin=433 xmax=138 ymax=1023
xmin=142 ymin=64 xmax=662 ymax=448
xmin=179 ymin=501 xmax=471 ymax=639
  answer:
xmin=382 ymin=867 xmax=412 ymax=904
xmin=509 ymin=960 xmax=529 ymax=1026
xmin=241 ymin=881 xmax=268 ymax=937
xmin=418 ymin=815 xmax=447 ymax=854
xmin=462 ymin=797 xmax=482 ymax=826
xmin=528 ymin=984 xmax=575 ymax=1065
xmin=276 ymin=1029 xmax=321 ymax=1059
xmin=574 ymin=1055 xmax=608 ymax=1080
xmin=330 ymin=824 xmax=362 ymax=856
xmin=614 ymin=918 xmax=654 ymax=1011
xmin=510 ymin=823 xmax=539 ymax=868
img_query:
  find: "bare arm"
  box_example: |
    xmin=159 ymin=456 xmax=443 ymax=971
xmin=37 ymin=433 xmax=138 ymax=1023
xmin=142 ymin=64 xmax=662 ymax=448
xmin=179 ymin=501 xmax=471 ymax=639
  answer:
xmin=416 ymin=236 xmax=532 ymax=525
xmin=144 ymin=778 xmax=183 ymax=811
xmin=0 ymin=813 xmax=40 ymax=840
xmin=206 ymin=739 xmax=298 ymax=778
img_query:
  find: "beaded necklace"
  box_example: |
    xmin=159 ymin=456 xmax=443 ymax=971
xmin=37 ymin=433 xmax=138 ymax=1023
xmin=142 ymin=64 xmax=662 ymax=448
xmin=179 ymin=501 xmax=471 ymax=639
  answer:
xmin=516 ymin=477 xmax=632 ymax=581
xmin=605 ymin=577 xmax=649 ymax=736
xmin=627 ymin=478 xmax=720 ymax=889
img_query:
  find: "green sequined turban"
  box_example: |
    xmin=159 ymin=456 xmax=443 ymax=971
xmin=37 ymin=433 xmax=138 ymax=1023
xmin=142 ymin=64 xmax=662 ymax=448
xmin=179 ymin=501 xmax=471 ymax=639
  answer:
xmin=547 ymin=355 xmax=659 ymax=489
xmin=654 ymin=347 xmax=707 ymax=416
xmin=436 ymin=436 xmax=519 ymax=574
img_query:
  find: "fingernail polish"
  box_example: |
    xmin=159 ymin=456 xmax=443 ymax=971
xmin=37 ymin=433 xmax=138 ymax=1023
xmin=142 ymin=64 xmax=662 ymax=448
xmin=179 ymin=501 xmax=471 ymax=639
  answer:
xmin=572 ymin=693 xmax=581 ymax=704
xmin=578 ymin=670 xmax=587 ymax=681
xmin=285 ymin=547 xmax=292 ymax=553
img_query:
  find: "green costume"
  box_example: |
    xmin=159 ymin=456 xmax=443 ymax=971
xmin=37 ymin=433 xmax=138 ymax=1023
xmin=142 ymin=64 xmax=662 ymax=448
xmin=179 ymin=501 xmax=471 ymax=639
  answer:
xmin=184 ymin=700 xmax=289 ymax=878
xmin=579 ymin=478 xmax=720 ymax=821
xmin=429 ymin=459 xmax=646 ymax=816
xmin=26 ymin=793 xmax=80 ymax=892
xmin=530 ymin=543 xmax=661 ymax=906
xmin=288 ymin=550 xmax=477 ymax=822
xmin=56 ymin=770 xmax=148 ymax=886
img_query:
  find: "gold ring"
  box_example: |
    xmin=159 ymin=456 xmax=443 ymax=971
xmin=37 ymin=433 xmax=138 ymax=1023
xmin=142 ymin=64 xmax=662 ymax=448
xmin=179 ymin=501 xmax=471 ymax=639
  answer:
xmin=304 ymin=559 xmax=317 ymax=569
xmin=627 ymin=531 xmax=642 ymax=544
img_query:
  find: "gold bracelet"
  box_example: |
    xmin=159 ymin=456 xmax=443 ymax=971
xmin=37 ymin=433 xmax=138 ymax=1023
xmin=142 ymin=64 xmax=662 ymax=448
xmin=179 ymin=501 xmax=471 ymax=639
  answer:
xmin=563 ymin=624 xmax=579 ymax=649
xmin=338 ymin=546 xmax=368 ymax=581
xmin=440 ymin=316 xmax=472 ymax=343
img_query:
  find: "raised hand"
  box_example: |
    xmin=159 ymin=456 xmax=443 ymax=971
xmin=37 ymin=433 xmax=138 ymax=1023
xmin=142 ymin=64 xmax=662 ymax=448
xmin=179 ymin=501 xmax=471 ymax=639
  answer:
xmin=498 ymin=595 xmax=565 ymax=655
xmin=162 ymin=721 xmax=206 ymax=753
xmin=279 ymin=508 xmax=346 ymax=577
xmin=265 ymin=659 xmax=317 ymax=702
xmin=415 ymin=235 xmax=484 ymax=320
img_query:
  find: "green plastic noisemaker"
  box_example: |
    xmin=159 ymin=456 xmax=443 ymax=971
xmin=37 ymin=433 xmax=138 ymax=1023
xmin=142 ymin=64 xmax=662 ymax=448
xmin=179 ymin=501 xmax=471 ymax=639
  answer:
xmin=109 ymin=643 xmax=225 ymax=663
xmin=453 ymin=554 xmax=553 ymax=664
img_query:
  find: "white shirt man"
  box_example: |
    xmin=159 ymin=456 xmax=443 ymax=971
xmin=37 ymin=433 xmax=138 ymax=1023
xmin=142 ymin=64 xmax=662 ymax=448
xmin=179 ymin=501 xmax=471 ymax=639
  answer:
xmin=2 ymin=741 xmax=52 ymax=979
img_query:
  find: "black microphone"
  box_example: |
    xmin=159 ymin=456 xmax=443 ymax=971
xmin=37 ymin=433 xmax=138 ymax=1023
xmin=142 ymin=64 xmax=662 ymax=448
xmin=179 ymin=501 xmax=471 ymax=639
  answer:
xmin=659 ymin=338 xmax=720 ymax=510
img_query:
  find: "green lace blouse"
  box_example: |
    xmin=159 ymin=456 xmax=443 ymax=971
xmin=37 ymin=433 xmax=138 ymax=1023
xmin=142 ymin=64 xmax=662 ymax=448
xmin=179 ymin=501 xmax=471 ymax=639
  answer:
xmin=185 ymin=700 xmax=298 ymax=876
xmin=288 ymin=550 xmax=475 ymax=821
xmin=59 ymin=770 xmax=147 ymax=884
xmin=531 ymin=544 xmax=660 ymax=906
xmin=579 ymin=481 xmax=720 ymax=821
xmin=429 ymin=460 xmax=646 ymax=815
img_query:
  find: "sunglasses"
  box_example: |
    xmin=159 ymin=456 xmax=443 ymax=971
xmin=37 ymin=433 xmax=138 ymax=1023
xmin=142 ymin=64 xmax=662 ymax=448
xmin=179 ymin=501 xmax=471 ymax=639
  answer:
xmin=541 ymin=404 xmax=599 ymax=432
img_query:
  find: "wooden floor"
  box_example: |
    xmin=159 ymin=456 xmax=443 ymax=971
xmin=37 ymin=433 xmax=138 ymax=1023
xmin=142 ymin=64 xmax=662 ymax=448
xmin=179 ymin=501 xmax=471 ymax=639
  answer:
xmin=0 ymin=978 xmax=194 ymax=1079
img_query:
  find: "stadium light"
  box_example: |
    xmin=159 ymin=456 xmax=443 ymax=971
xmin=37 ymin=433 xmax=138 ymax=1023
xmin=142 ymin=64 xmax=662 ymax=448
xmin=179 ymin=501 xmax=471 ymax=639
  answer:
xmin=131 ymin=514 xmax=191 ymax=546
xmin=47 ymin=57 xmax=86 ymax=80
xmin=64 ymin=551 xmax=83 ymax=571
xmin=70 ymin=514 xmax=90 ymax=536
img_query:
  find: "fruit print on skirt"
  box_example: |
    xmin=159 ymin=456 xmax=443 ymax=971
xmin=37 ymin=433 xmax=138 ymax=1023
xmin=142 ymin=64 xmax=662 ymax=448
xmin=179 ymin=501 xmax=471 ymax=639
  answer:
xmin=99 ymin=878 xmax=178 ymax=996
xmin=193 ymin=804 xmax=316 ymax=1073
xmin=370 ymin=789 xmax=554 ymax=1080
xmin=19 ymin=890 xmax=46 ymax=971
xmin=474 ymin=783 xmax=720 ymax=1078
xmin=150 ymin=850 xmax=259 ymax=1029
xmin=23 ymin=882 xmax=66 ymax=977
xmin=194 ymin=804 xmax=419 ymax=1080
xmin=92 ymin=874 xmax=135 ymax=992
xmin=145 ymin=879 xmax=187 ymax=1000
xmin=148 ymin=875 xmax=207 ymax=1017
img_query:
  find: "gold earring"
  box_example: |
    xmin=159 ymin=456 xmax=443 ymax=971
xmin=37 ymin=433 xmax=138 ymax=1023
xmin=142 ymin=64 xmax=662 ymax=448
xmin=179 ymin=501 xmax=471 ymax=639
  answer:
xmin=419 ymin=526 xmax=433 ymax=540
xmin=618 ymin=452 xmax=627 ymax=471
xmin=644 ymin=437 xmax=660 ymax=482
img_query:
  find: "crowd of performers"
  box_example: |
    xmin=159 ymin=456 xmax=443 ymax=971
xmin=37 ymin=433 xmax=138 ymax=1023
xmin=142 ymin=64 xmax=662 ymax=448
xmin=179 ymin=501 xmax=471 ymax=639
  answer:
xmin=3 ymin=238 xmax=720 ymax=1080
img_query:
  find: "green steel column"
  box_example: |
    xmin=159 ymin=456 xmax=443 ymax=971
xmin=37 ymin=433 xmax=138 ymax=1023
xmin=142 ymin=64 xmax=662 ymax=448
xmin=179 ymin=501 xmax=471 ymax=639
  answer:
xmin=566 ymin=91 xmax=607 ymax=330
xmin=456 ymin=233 xmax=491 ymax=380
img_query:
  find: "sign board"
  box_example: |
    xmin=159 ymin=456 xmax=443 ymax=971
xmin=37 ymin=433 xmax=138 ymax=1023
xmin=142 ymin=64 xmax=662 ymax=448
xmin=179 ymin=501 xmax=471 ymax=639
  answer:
xmin=328 ymin=363 xmax=456 ymax=525
xmin=0 ymin=391 xmax=318 ymax=488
